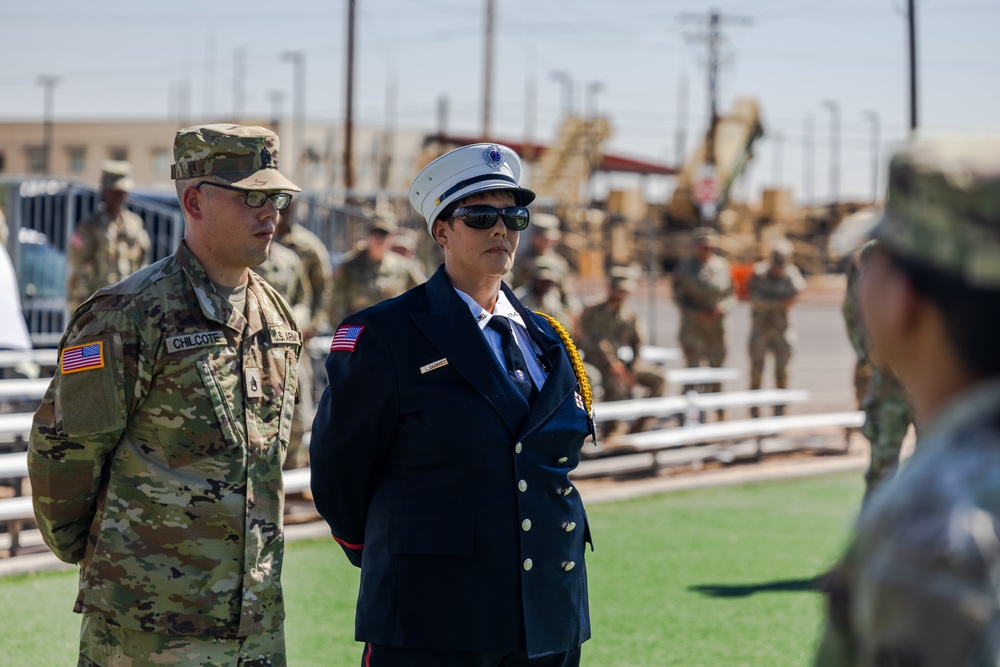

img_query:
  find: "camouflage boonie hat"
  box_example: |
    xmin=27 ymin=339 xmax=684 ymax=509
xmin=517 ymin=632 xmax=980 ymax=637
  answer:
xmin=874 ymin=136 xmax=1000 ymax=288
xmin=100 ymin=160 xmax=134 ymax=192
xmin=171 ymin=123 xmax=301 ymax=192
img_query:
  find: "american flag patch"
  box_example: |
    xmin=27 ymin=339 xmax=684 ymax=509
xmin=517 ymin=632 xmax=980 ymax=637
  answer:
xmin=331 ymin=324 xmax=365 ymax=352
xmin=61 ymin=341 xmax=105 ymax=374
xmin=574 ymin=391 xmax=585 ymax=411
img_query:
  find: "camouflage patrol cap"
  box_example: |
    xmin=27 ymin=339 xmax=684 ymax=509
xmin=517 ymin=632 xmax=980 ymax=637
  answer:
xmin=100 ymin=160 xmax=134 ymax=192
xmin=532 ymin=212 xmax=562 ymax=240
xmin=874 ymin=137 xmax=1000 ymax=288
xmin=532 ymin=254 xmax=563 ymax=282
xmin=608 ymin=265 xmax=638 ymax=292
xmin=770 ymin=238 xmax=794 ymax=265
xmin=170 ymin=123 xmax=301 ymax=192
xmin=692 ymin=227 xmax=720 ymax=247
xmin=369 ymin=214 xmax=398 ymax=234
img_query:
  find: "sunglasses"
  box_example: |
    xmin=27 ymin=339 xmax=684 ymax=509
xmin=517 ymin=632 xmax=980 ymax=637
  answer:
xmin=450 ymin=205 xmax=530 ymax=231
xmin=196 ymin=181 xmax=292 ymax=210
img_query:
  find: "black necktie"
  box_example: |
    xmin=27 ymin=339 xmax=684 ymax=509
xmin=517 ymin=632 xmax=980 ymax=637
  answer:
xmin=487 ymin=315 xmax=537 ymax=404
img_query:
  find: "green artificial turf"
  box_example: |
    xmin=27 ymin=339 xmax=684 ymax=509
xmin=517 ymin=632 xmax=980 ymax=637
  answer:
xmin=0 ymin=472 xmax=862 ymax=666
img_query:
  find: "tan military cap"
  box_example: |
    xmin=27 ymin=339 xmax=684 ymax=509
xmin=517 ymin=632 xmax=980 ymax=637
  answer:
xmin=874 ymin=136 xmax=1000 ymax=288
xmin=369 ymin=214 xmax=398 ymax=234
xmin=170 ymin=123 xmax=301 ymax=192
xmin=608 ymin=265 xmax=638 ymax=292
xmin=532 ymin=212 xmax=562 ymax=240
xmin=100 ymin=160 xmax=134 ymax=192
xmin=532 ymin=254 xmax=563 ymax=282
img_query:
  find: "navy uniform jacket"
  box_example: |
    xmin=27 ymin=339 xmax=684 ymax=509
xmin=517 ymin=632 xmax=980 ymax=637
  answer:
xmin=310 ymin=265 xmax=592 ymax=658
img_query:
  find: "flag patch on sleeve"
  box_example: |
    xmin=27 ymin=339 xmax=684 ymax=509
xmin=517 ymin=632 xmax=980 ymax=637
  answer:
xmin=61 ymin=341 xmax=105 ymax=374
xmin=331 ymin=324 xmax=365 ymax=352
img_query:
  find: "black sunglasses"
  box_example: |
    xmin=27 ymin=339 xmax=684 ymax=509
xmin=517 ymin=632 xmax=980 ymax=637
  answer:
xmin=450 ymin=205 xmax=530 ymax=231
xmin=196 ymin=181 xmax=292 ymax=210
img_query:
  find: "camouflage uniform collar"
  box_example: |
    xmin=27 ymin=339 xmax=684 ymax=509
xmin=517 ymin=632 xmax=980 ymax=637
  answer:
xmin=919 ymin=377 xmax=1000 ymax=452
xmin=174 ymin=241 xmax=247 ymax=332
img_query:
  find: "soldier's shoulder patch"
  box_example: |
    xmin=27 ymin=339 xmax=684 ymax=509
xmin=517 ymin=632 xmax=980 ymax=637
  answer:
xmin=331 ymin=324 xmax=365 ymax=352
xmin=61 ymin=341 xmax=105 ymax=374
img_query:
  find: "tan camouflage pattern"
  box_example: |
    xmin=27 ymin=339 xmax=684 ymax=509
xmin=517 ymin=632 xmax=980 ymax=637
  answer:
xmin=29 ymin=241 xmax=301 ymax=638
xmin=275 ymin=224 xmax=333 ymax=332
xmin=66 ymin=208 xmax=150 ymax=312
xmin=577 ymin=298 xmax=666 ymax=403
xmin=747 ymin=259 xmax=805 ymax=390
xmin=79 ymin=612 xmax=286 ymax=667
xmin=171 ymin=124 xmax=300 ymax=192
xmin=329 ymin=246 xmax=425 ymax=325
xmin=841 ymin=244 xmax=914 ymax=498
xmin=514 ymin=282 xmax=576 ymax=334
xmin=672 ymin=253 xmax=733 ymax=385
xmin=815 ymin=380 xmax=1000 ymax=666
xmin=875 ymin=136 xmax=1000 ymax=288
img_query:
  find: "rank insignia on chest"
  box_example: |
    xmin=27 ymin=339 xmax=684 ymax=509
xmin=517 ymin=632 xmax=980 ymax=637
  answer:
xmin=331 ymin=324 xmax=365 ymax=352
xmin=574 ymin=391 xmax=585 ymax=411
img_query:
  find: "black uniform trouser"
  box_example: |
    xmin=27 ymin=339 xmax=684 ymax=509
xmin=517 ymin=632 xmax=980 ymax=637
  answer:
xmin=361 ymin=643 xmax=582 ymax=667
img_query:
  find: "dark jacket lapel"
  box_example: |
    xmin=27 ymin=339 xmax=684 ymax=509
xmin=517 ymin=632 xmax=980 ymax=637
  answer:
xmin=411 ymin=267 xmax=530 ymax=434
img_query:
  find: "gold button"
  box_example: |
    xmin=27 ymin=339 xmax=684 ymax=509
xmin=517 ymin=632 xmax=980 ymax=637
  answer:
xmin=557 ymin=456 xmax=568 ymax=464
xmin=564 ymin=522 xmax=577 ymax=532
xmin=523 ymin=559 xmax=533 ymax=571
xmin=563 ymin=561 xmax=576 ymax=571
xmin=515 ymin=443 xmax=523 ymax=454
xmin=518 ymin=480 xmax=528 ymax=492
xmin=522 ymin=519 xmax=532 ymax=531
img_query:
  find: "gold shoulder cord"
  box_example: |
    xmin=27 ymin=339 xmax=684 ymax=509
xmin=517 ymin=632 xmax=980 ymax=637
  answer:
xmin=534 ymin=311 xmax=597 ymax=443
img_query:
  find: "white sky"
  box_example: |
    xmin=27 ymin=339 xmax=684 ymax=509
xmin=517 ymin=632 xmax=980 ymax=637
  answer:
xmin=3 ymin=0 xmax=998 ymax=204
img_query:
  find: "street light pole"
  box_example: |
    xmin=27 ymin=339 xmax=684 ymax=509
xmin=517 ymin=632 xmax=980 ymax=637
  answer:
xmin=585 ymin=81 xmax=604 ymax=119
xmin=821 ymin=99 xmax=840 ymax=219
xmin=862 ymin=110 xmax=881 ymax=203
xmin=549 ymin=71 xmax=573 ymax=119
xmin=37 ymin=75 xmax=59 ymax=176
xmin=280 ymin=51 xmax=305 ymax=182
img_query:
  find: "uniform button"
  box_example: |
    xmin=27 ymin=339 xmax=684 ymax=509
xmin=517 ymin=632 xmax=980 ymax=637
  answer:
xmin=518 ymin=480 xmax=528 ymax=492
xmin=563 ymin=521 xmax=577 ymax=532
xmin=523 ymin=558 xmax=533 ymax=571
xmin=521 ymin=519 xmax=532 ymax=531
xmin=563 ymin=561 xmax=576 ymax=572
xmin=562 ymin=486 xmax=573 ymax=496
xmin=557 ymin=456 xmax=568 ymax=464
xmin=515 ymin=442 xmax=523 ymax=454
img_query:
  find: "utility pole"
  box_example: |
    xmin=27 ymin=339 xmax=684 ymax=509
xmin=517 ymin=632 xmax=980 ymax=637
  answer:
xmin=549 ymin=70 xmax=573 ymax=119
xmin=675 ymin=76 xmax=688 ymax=169
xmin=863 ymin=110 xmax=881 ymax=203
xmin=344 ymin=0 xmax=356 ymax=194
xmin=36 ymin=75 xmax=59 ymax=176
xmin=268 ymin=90 xmax=284 ymax=132
xmin=524 ymin=76 xmax=536 ymax=162
xmin=280 ymin=51 xmax=305 ymax=183
xmin=803 ymin=113 xmax=814 ymax=204
xmin=821 ymin=99 xmax=840 ymax=220
xmin=481 ymin=0 xmax=495 ymax=140
xmin=233 ymin=49 xmax=246 ymax=120
xmin=907 ymin=0 xmax=918 ymax=132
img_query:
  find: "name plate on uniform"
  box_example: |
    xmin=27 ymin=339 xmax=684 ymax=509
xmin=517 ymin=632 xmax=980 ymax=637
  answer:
xmin=268 ymin=328 xmax=301 ymax=345
xmin=166 ymin=330 xmax=226 ymax=353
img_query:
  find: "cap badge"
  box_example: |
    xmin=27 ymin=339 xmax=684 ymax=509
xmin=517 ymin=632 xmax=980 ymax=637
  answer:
xmin=260 ymin=147 xmax=273 ymax=168
xmin=483 ymin=144 xmax=504 ymax=169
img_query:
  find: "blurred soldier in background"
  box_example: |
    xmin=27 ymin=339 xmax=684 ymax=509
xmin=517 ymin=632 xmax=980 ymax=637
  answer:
xmin=510 ymin=212 xmax=579 ymax=314
xmin=515 ymin=254 xmax=577 ymax=332
xmin=747 ymin=238 xmax=806 ymax=417
xmin=329 ymin=214 xmax=425 ymax=325
xmin=253 ymin=241 xmax=312 ymax=469
xmin=815 ymin=137 xmax=1000 ymax=666
xmin=672 ymin=227 xmax=734 ymax=403
xmin=578 ymin=266 xmax=665 ymax=434
xmin=842 ymin=240 xmax=914 ymax=501
xmin=66 ymin=161 xmax=151 ymax=311
xmin=275 ymin=200 xmax=332 ymax=336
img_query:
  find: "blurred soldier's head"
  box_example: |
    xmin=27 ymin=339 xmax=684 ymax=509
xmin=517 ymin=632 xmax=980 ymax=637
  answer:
xmin=530 ymin=212 xmax=562 ymax=254
xmin=860 ymin=136 xmax=1000 ymax=391
xmin=529 ymin=254 xmax=562 ymax=296
xmin=366 ymin=214 xmax=397 ymax=262
xmin=607 ymin=265 xmax=638 ymax=308
xmin=99 ymin=160 xmax=134 ymax=216
xmin=769 ymin=238 xmax=794 ymax=271
xmin=692 ymin=227 xmax=720 ymax=263
xmin=390 ymin=227 xmax=419 ymax=260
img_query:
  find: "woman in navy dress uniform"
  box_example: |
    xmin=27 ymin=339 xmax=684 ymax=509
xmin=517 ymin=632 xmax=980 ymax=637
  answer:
xmin=311 ymin=143 xmax=595 ymax=667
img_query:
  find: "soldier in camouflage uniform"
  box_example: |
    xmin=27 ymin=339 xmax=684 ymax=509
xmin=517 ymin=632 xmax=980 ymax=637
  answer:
xmin=747 ymin=238 xmax=806 ymax=417
xmin=29 ymin=124 xmax=302 ymax=667
xmin=66 ymin=161 xmax=151 ymax=311
xmin=672 ymin=227 xmax=734 ymax=398
xmin=274 ymin=200 xmax=333 ymax=335
xmin=253 ymin=242 xmax=313 ymax=470
xmin=509 ymin=212 xmax=579 ymax=314
xmin=578 ymin=267 xmax=666 ymax=433
xmin=842 ymin=240 xmax=914 ymax=500
xmin=329 ymin=215 xmax=426 ymax=325
xmin=814 ymin=137 xmax=1000 ymax=666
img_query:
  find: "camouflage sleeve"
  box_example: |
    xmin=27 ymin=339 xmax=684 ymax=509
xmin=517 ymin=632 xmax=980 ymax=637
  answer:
xmin=328 ymin=267 xmax=350 ymax=327
xmin=28 ymin=301 xmax=149 ymax=564
xmin=305 ymin=251 xmax=333 ymax=329
xmin=576 ymin=307 xmax=617 ymax=370
xmin=66 ymin=229 xmax=97 ymax=312
xmin=290 ymin=260 xmax=313 ymax=329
